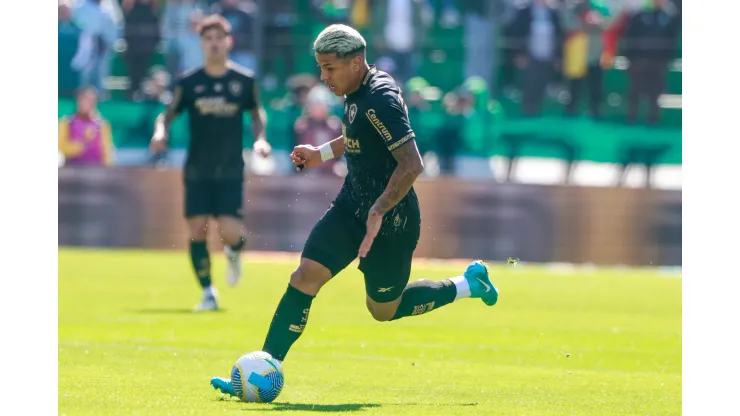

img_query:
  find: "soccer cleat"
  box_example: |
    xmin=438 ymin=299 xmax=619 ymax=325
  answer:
xmin=210 ymin=376 xmax=236 ymax=396
xmin=463 ymin=260 xmax=499 ymax=306
xmin=224 ymin=246 xmax=242 ymax=287
xmin=194 ymin=288 xmax=219 ymax=312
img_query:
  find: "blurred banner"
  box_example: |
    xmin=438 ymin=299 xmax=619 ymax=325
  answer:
xmin=59 ymin=167 xmax=681 ymax=266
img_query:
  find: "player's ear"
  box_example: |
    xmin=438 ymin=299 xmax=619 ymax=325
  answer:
xmin=352 ymin=56 xmax=362 ymax=72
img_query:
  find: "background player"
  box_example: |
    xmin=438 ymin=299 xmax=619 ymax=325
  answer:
xmin=150 ymin=15 xmax=271 ymax=311
xmin=211 ymin=24 xmax=499 ymax=393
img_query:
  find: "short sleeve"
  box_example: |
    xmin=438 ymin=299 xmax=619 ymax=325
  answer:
xmin=242 ymin=78 xmax=259 ymax=111
xmin=171 ymin=77 xmax=188 ymax=115
xmin=364 ymin=91 xmax=415 ymax=152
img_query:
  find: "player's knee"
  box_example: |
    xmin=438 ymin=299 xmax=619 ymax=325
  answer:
xmin=216 ymin=218 xmax=243 ymax=245
xmin=289 ymin=265 xmax=330 ymax=296
xmin=365 ymin=298 xmax=400 ymax=322
xmin=187 ymin=218 xmax=209 ymax=240
xmin=368 ymin=308 xmax=395 ymax=322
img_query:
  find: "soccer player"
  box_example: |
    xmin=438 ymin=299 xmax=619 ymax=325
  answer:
xmin=150 ymin=15 xmax=271 ymax=311
xmin=211 ymin=24 xmax=499 ymax=393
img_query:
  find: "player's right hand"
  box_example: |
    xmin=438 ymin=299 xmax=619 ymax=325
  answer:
xmin=150 ymin=135 xmax=168 ymax=154
xmin=290 ymin=145 xmax=322 ymax=169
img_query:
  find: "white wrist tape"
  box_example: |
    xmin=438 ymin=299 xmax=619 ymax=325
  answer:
xmin=319 ymin=142 xmax=335 ymax=162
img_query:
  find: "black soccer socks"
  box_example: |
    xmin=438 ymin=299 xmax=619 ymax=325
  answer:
xmin=262 ymin=284 xmax=315 ymax=361
xmin=390 ymin=279 xmax=457 ymax=320
xmin=189 ymin=241 xmax=212 ymax=289
xmin=229 ymin=236 xmax=246 ymax=252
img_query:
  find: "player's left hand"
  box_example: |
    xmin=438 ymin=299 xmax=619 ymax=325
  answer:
xmin=254 ymin=139 xmax=272 ymax=158
xmin=359 ymin=208 xmax=383 ymax=258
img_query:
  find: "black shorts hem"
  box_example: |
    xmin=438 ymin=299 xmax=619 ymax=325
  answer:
xmin=184 ymin=179 xmax=244 ymax=219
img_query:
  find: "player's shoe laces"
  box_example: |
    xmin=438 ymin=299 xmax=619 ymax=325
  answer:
xmin=463 ymin=260 xmax=499 ymax=306
xmin=210 ymin=377 xmax=236 ymax=396
xmin=194 ymin=287 xmax=219 ymax=312
xmin=224 ymin=246 xmax=242 ymax=287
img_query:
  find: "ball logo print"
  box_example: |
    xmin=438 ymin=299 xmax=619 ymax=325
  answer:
xmin=230 ymin=351 xmax=285 ymax=402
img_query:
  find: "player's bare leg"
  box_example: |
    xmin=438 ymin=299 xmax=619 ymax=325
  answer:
xmin=217 ymin=216 xmax=246 ymax=287
xmin=365 ymin=296 xmax=403 ymax=322
xmin=188 ymin=216 xmax=218 ymax=311
xmin=261 ymin=258 xmax=332 ymax=363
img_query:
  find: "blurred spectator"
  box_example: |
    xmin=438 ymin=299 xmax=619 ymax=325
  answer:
xmin=562 ymin=0 xmax=611 ymax=119
xmin=434 ymin=77 xmax=496 ymax=176
xmin=131 ymin=67 xmax=173 ymax=158
xmin=621 ymin=0 xmax=680 ymax=125
xmin=460 ymin=76 xmax=498 ymax=159
xmin=71 ymin=0 xmax=121 ymax=98
xmin=371 ymin=0 xmax=429 ymax=85
xmin=135 ymin=66 xmax=173 ymax=103
xmin=349 ymin=0 xmax=370 ymax=29
xmin=178 ymin=9 xmax=207 ymax=73
xmin=59 ymin=3 xmax=83 ymax=98
xmin=122 ymin=0 xmax=162 ymax=99
xmin=288 ymin=74 xmax=321 ymax=110
xmin=439 ymin=0 xmax=461 ymax=28
xmin=293 ymin=85 xmax=342 ymax=176
xmin=212 ymin=0 xmax=257 ymax=71
xmin=310 ymin=0 xmax=352 ymax=26
xmin=162 ymin=0 xmax=206 ymax=81
xmin=507 ymin=0 xmax=563 ymax=116
xmin=262 ymin=0 xmax=297 ymax=80
xmin=403 ymin=77 xmax=432 ymax=154
xmin=438 ymin=88 xmax=467 ymax=175
xmin=459 ymin=0 xmax=509 ymax=97
xmin=58 ymin=87 xmax=115 ymax=167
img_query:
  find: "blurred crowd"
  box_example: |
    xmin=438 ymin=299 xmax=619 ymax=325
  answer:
xmin=59 ymin=0 xmax=681 ymax=176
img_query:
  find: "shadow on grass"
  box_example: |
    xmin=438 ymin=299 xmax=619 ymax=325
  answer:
xmin=238 ymin=403 xmax=381 ymax=412
xmin=130 ymin=308 xmax=228 ymax=314
xmin=233 ymin=401 xmax=479 ymax=412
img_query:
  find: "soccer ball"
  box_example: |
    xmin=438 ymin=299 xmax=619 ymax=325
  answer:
xmin=230 ymin=351 xmax=285 ymax=403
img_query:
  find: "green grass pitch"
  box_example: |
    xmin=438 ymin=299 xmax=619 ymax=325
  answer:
xmin=59 ymin=248 xmax=681 ymax=416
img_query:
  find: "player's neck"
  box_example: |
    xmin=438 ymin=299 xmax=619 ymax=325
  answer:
xmin=204 ymin=60 xmax=229 ymax=78
xmin=75 ymin=111 xmax=94 ymax=120
xmin=346 ymin=64 xmax=371 ymax=96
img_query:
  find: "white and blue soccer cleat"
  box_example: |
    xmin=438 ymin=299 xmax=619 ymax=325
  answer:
xmin=210 ymin=376 xmax=236 ymax=397
xmin=224 ymin=245 xmax=242 ymax=287
xmin=194 ymin=287 xmax=219 ymax=312
xmin=463 ymin=260 xmax=499 ymax=306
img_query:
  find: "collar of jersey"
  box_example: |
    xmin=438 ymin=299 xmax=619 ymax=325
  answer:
xmin=346 ymin=65 xmax=378 ymax=99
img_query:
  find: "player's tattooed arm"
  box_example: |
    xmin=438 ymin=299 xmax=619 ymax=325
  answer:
xmin=370 ymin=140 xmax=424 ymax=215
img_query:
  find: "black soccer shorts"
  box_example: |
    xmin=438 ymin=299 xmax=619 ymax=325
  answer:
xmin=184 ymin=179 xmax=244 ymax=219
xmin=302 ymin=203 xmax=420 ymax=303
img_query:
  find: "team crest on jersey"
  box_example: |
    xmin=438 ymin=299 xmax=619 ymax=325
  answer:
xmin=214 ymin=83 xmax=223 ymax=92
xmin=348 ymin=103 xmax=357 ymax=124
xmin=229 ymin=81 xmax=242 ymax=96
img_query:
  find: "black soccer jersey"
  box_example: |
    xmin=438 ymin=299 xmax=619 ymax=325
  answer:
xmin=173 ymin=63 xmax=258 ymax=180
xmin=334 ymin=65 xmax=421 ymax=236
